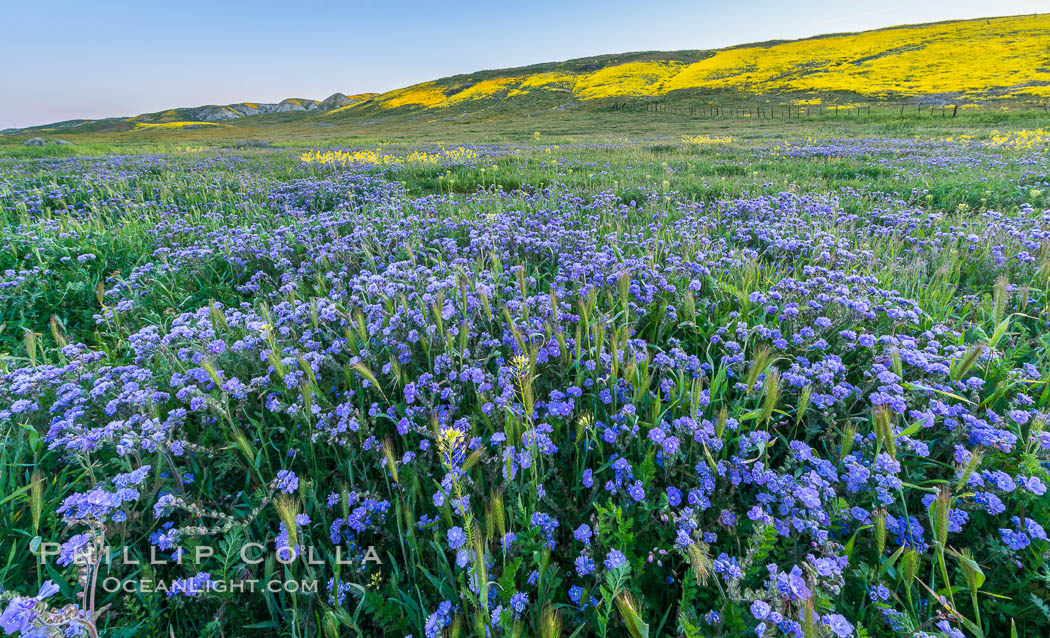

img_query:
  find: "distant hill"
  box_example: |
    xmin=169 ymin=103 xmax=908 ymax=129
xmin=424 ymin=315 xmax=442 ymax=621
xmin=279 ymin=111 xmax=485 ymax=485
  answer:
xmin=5 ymin=13 xmax=1048 ymax=134
xmin=2 ymin=93 xmax=377 ymax=134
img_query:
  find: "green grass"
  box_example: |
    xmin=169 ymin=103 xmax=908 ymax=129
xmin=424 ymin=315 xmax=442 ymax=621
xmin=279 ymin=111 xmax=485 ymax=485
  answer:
xmin=3 ymin=98 xmax=1049 ymax=155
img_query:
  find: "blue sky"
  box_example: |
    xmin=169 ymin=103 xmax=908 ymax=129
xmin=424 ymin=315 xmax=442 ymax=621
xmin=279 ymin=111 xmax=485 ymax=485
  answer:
xmin=2 ymin=0 xmax=1045 ymax=129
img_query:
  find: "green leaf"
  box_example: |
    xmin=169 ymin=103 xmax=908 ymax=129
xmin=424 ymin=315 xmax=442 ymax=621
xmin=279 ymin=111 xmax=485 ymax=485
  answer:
xmin=895 ymin=420 xmax=923 ymax=439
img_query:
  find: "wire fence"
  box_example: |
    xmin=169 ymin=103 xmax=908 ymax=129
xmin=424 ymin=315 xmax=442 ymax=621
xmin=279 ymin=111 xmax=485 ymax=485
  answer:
xmin=608 ymin=101 xmax=1050 ymax=119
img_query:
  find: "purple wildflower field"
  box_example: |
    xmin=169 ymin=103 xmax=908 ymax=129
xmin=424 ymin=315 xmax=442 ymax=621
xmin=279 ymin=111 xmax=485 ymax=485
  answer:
xmin=0 ymin=137 xmax=1049 ymax=637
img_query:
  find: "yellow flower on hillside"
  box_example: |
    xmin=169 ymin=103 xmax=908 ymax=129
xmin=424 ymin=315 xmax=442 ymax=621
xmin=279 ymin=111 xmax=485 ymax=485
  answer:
xmin=380 ymin=82 xmax=448 ymax=108
xmin=572 ymin=61 xmax=684 ymax=99
xmin=659 ymin=15 xmax=1050 ymax=97
xmin=132 ymin=121 xmax=221 ymax=130
xmin=368 ymin=14 xmax=1050 ymax=109
xmin=442 ymin=77 xmax=522 ymax=105
xmin=507 ymin=72 xmax=576 ymax=97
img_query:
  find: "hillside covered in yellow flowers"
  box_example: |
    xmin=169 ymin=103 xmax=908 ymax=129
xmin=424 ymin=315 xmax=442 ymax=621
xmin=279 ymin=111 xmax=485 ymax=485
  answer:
xmin=6 ymin=13 xmax=1048 ymax=135
xmin=362 ymin=13 xmax=1050 ymax=109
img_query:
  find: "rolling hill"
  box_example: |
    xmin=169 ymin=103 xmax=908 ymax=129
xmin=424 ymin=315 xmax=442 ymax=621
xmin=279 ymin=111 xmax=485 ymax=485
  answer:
xmin=360 ymin=13 xmax=1050 ymax=111
xmin=1 ymin=93 xmax=377 ymax=134
xmin=4 ymin=13 xmax=1049 ymax=138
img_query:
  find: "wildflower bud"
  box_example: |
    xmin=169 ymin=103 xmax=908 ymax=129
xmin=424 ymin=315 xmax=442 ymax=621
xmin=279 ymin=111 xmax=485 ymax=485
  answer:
xmin=716 ymin=406 xmax=728 ymax=440
xmin=901 ymin=549 xmax=919 ymax=590
xmin=540 ymin=605 xmax=563 ymax=638
xmin=30 ymin=470 xmax=44 ymax=533
xmin=350 ymin=361 xmax=386 ymax=400
xmin=478 ymin=288 xmax=492 ymax=321
xmin=952 ymin=343 xmax=984 ymax=381
xmin=873 ymin=405 xmax=896 ymax=458
xmin=801 ymin=597 xmax=817 ymax=638
xmin=23 ymin=328 xmax=38 ymax=367
xmin=931 ymin=485 xmax=951 ymax=546
xmin=955 ymin=447 xmax=983 ymax=491
xmin=353 ymin=309 xmax=368 ymax=344
xmin=889 ymin=348 xmax=903 ymax=378
xmin=267 ymin=349 xmax=286 ymax=381
xmin=686 ymin=543 xmax=711 ymax=585
xmin=684 ymin=291 xmax=696 ymax=321
xmin=323 ymin=612 xmax=341 ymax=638
xmin=874 ymin=509 xmax=887 ymax=555
xmin=382 ymin=437 xmax=399 ymax=484
xmin=992 ymin=274 xmax=1009 ymax=323
xmin=49 ymin=315 xmax=67 ymax=349
xmin=490 ymin=490 xmax=506 ymax=540
xmin=230 ymin=428 xmax=256 ymax=465
xmin=273 ymin=495 xmax=301 ymax=550
xmin=470 ymin=520 xmax=486 ymax=559
xmin=760 ymin=368 xmax=781 ymax=426
xmin=747 ymin=345 xmax=774 ymax=393
xmin=201 ymin=359 xmax=224 ymax=387
xmin=839 ymin=421 xmax=857 ymax=461
xmin=951 ymin=547 xmax=983 ymax=595
xmin=576 ymin=414 xmax=592 ymax=446
xmin=614 ymin=593 xmax=649 ymax=638
xmin=209 ymin=300 xmax=227 ymax=330
xmin=796 ymin=385 xmax=812 ymax=426
xmin=300 ymin=377 xmax=313 ymax=420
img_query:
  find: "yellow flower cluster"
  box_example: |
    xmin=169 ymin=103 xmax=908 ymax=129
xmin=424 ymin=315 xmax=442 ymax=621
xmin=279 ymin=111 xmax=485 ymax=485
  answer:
xmin=299 ymin=146 xmax=479 ymax=166
xmin=661 ymin=15 xmax=1050 ymax=98
xmin=682 ymin=135 xmax=734 ymax=145
xmin=442 ymin=77 xmax=523 ymax=105
xmin=437 ymin=426 xmax=465 ymax=453
xmin=986 ymin=128 xmax=1050 ymax=149
xmin=378 ymin=82 xmax=449 ymax=109
xmin=507 ymin=72 xmax=575 ymax=97
xmin=573 ymin=61 xmax=683 ymax=100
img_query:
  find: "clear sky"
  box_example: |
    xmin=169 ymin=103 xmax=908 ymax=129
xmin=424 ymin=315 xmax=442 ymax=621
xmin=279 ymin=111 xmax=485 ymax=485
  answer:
xmin=2 ymin=0 xmax=1046 ymax=129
